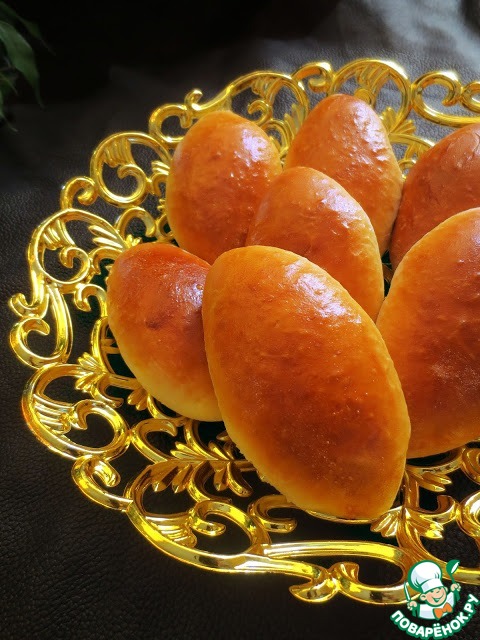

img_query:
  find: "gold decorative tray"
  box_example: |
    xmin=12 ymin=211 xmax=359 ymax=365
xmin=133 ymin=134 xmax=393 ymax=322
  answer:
xmin=9 ymin=59 xmax=480 ymax=606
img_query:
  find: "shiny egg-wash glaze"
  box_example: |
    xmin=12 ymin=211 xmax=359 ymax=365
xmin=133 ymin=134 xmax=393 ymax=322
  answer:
xmin=106 ymin=242 xmax=221 ymax=422
xmin=165 ymin=111 xmax=282 ymax=264
xmin=389 ymin=123 xmax=480 ymax=270
xmin=377 ymin=208 xmax=480 ymax=458
xmin=202 ymin=245 xmax=411 ymax=520
xmin=246 ymin=166 xmax=385 ymax=320
xmin=284 ymin=93 xmax=403 ymax=256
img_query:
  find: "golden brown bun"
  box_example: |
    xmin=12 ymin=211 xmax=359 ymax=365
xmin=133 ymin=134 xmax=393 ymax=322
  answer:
xmin=284 ymin=93 xmax=403 ymax=256
xmin=389 ymin=123 xmax=480 ymax=270
xmin=246 ymin=166 xmax=384 ymax=319
xmin=377 ymin=208 xmax=480 ymax=458
xmin=202 ymin=245 xmax=410 ymax=520
xmin=164 ymin=110 xmax=282 ymax=264
xmin=106 ymin=242 xmax=221 ymax=422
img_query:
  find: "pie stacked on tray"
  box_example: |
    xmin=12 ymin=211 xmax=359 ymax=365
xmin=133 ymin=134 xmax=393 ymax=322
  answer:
xmin=106 ymin=97 xmax=480 ymax=520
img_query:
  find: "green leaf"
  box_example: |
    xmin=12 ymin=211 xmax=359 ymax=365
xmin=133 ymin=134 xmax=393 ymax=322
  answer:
xmin=0 ymin=20 xmax=42 ymax=104
xmin=0 ymin=68 xmax=16 ymax=95
xmin=0 ymin=2 xmax=49 ymax=49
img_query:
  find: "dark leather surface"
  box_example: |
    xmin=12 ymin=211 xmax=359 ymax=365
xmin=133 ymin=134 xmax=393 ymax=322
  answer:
xmin=2 ymin=1 xmax=480 ymax=638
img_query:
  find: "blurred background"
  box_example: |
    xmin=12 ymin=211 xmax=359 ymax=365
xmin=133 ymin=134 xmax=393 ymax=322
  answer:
xmin=6 ymin=1 xmax=480 ymax=104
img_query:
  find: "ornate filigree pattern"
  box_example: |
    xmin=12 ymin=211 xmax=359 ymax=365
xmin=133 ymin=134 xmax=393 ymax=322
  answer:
xmin=9 ymin=59 xmax=480 ymax=605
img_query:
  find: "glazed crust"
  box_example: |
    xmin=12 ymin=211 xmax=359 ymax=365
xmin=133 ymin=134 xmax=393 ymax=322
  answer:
xmin=164 ymin=110 xmax=282 ymax=264
xmin=246 ymin=166 xmax=385 ymax=319
xmin=106 ymin=242 xmax=221 ymax=422
xmin=202 ymin=245 xmax=410 ymax=520
xmin=377 ymin=208 xmax=480 ymax=458
xmin=284 ymin=93 xmax=403 ymax=256
xmin=389 ymin=123 xmax=480 ymax=270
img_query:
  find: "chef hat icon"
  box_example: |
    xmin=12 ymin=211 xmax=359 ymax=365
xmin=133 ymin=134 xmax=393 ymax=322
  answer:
xmin=408 ymin=560 xmax=444 ymax=594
